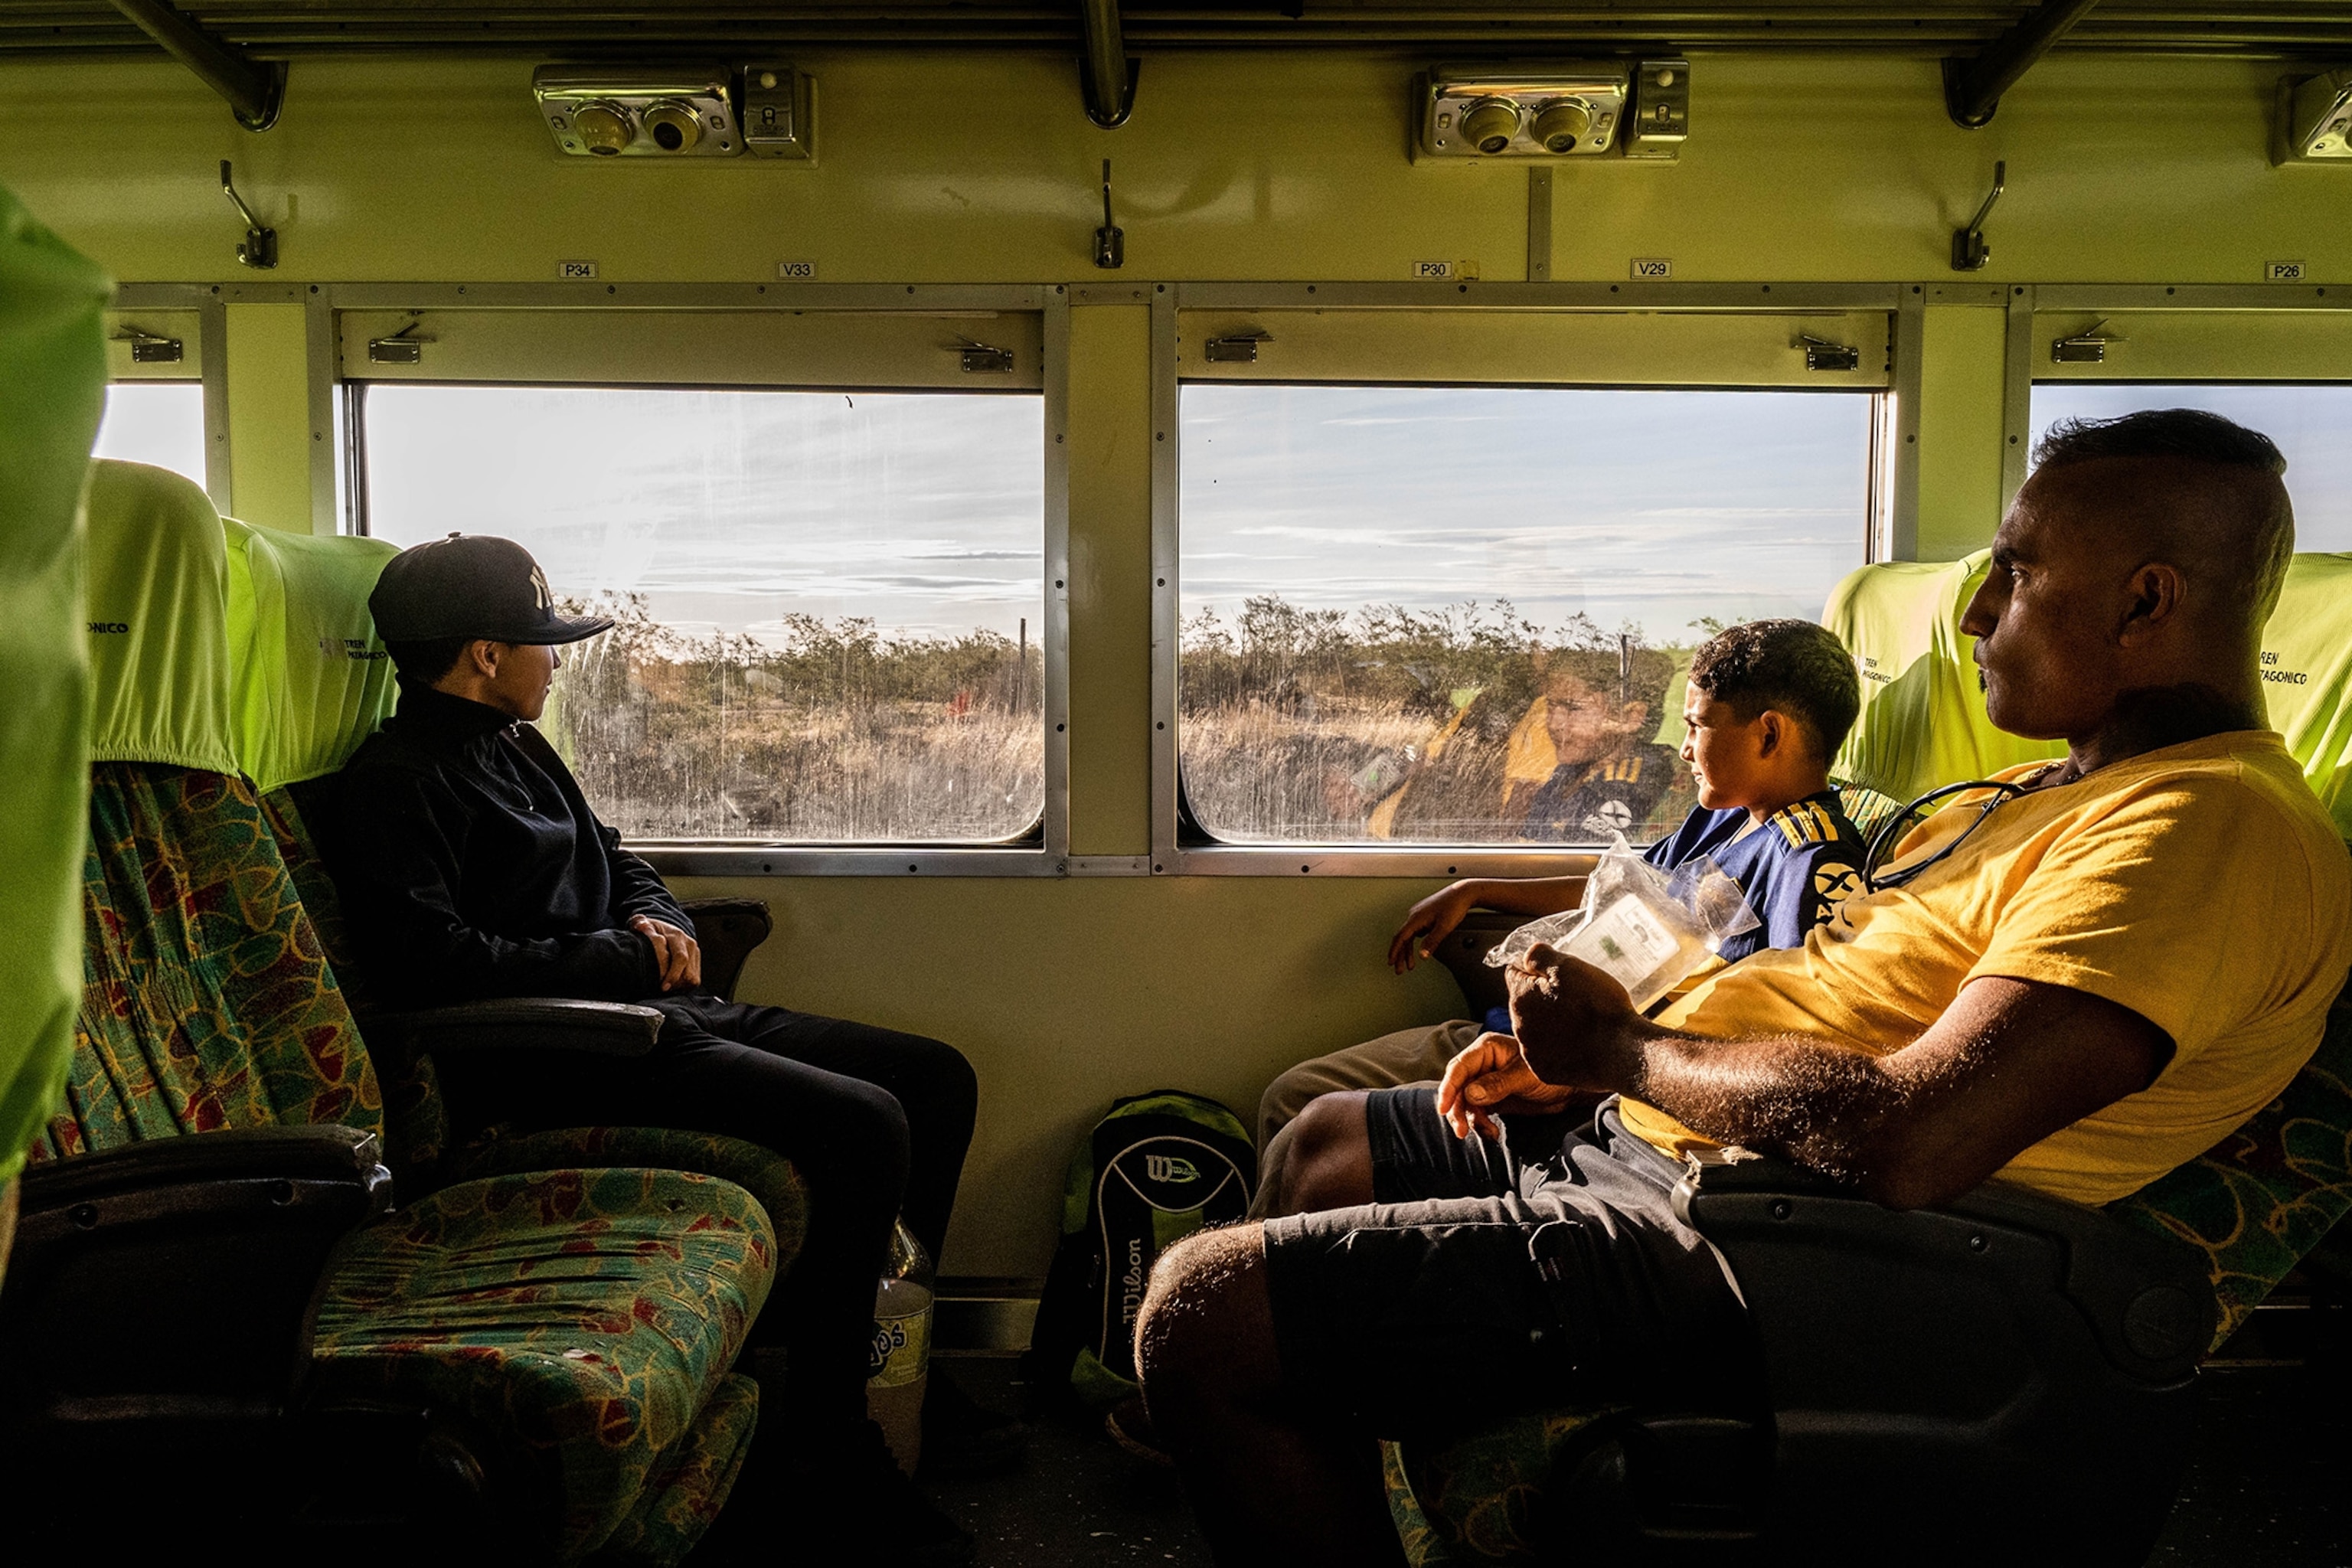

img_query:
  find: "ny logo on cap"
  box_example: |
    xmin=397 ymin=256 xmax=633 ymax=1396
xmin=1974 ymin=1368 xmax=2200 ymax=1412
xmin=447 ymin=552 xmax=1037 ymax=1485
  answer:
xmin=529 ymin=566 xmax=551 ymax=611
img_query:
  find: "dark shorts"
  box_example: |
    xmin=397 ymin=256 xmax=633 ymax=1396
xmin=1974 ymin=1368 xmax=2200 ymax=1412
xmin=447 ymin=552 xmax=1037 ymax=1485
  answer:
xmin=1260 ymin=1090 xmax=1760 ymax=1439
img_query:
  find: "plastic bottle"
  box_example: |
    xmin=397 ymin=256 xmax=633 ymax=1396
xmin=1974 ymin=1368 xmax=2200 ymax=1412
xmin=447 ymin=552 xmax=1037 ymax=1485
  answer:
xmin=867 ymin=1218 xmax=934 ymax=1475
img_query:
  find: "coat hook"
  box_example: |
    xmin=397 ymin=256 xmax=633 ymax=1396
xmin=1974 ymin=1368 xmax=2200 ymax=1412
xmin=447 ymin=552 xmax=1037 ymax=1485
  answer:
xmin=1952 ymin=160 xmax=2004 ymax=272
xmin=221 ymin=159 xmax=278 ymax=270
xmin=1094 ymin=158 xmax=1125 ymax=270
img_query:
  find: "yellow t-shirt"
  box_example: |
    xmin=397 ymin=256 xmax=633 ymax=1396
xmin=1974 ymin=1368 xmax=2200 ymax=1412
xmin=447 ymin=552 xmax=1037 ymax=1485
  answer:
xmin=1617 ymin=731 xmax=2352 ymax=1206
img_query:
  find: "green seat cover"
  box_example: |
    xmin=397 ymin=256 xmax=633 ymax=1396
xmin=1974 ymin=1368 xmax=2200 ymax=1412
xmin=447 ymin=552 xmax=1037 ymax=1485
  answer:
xmin=0 ymin=185 xmax=107 ymax=1187
xmin=82 ymin=461 xmax=240 ymax=776
xmin=1821 ymin=551 xmax=2065 ymax=820
xmin=2252 ymin=552 xmax=2352 ymax=837
xmin=222 ymin=517 xmax=400 ymax=793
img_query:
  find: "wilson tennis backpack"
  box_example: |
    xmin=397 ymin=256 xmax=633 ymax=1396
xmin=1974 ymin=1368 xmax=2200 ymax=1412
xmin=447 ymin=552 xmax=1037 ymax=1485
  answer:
xmin=1024 ymin=1090 xmax=1256 ymax=1409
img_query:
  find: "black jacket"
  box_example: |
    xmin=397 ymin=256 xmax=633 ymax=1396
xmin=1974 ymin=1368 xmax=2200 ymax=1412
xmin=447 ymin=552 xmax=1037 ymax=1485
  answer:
xmin=325 ymin=681 xmax=688 ymax=1008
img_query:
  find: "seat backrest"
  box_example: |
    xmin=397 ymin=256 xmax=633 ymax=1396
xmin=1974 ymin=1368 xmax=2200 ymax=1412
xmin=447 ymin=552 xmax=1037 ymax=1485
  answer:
xmin=28 ymin=462 xmax=382 ymax=1163
xmin=221 ymin=517 xmax=400 ymax=798
xmin=0 ymin=186 xmax=108 ymax=1195
xmin=1821 ymin=552 xmax=2066 ymax=831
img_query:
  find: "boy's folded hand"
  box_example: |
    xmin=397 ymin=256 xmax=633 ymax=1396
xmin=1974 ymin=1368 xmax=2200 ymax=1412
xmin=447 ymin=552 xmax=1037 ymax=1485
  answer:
xmin=1388 ymin=881 xmax=1480 ymax=972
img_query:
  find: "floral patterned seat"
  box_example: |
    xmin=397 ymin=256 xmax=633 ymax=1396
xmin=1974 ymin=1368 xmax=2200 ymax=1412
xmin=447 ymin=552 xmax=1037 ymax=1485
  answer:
xmin=8 ymin=460 xmax=799 ymax=1565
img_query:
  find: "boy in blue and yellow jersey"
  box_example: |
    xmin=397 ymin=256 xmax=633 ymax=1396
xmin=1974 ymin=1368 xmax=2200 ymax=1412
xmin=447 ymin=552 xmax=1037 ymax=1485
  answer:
xmin=1632 ymin=619 xmax=1867 ymax=962
xmin=1250 ymin=619 xmax=1868 ymax=1175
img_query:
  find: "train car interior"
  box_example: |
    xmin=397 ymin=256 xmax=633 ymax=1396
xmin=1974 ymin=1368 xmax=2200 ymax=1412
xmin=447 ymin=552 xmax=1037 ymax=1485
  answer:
xmin=2 ymin=2 xmax=2350 ymax=1563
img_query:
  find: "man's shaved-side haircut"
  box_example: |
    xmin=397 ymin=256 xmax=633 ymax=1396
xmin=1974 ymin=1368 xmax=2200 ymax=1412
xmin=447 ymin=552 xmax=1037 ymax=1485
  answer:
xmin=2031 ymin=408 xmax=2295 ymax=623
xmin=1688 ymin=618 xmax=1862 ymax=765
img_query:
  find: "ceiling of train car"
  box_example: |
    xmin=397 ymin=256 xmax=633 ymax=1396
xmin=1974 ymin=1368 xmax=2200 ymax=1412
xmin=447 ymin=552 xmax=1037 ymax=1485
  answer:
xmin=4 ymin=2 xmax=2351 ymax=55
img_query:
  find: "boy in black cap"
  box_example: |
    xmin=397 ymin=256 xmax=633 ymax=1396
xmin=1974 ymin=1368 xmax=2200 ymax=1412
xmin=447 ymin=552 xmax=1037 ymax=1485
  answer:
xmin=327 ymin=533 xmax=995 ymax=1566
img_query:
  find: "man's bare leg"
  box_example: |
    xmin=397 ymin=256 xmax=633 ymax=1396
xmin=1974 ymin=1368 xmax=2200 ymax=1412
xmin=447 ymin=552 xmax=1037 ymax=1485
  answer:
xmin=1136 ymin=1223 xmax=1406 ymax=1568
xmin=1262 ymin=1091 xmax=1377 ymax=1217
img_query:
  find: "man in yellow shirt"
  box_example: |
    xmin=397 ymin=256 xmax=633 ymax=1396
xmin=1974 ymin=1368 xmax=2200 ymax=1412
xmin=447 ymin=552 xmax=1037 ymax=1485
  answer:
xmin=1132 ymin=409 xmax=2352 ymax=1566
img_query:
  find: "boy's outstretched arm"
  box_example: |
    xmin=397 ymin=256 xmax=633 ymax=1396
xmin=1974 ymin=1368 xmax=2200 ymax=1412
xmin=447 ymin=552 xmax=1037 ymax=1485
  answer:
xmin=1388 ymin=876 xmax=1586 ymax=972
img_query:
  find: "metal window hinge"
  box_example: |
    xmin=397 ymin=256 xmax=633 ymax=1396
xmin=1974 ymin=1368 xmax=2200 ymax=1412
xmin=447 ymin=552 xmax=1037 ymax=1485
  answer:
xmin=112 ymin=325 xmax=184 ymax=364
xmin=2050 ymin=319 xmax=2123 ymax=365
xmin=367 ymin=321 xmax=434 ymax=364
xmin=958 ymin=338 xmax=1015 ymax=373
xmin=1204 ymin=330 xmax=1272 ymax=365
xmin=1796 ymin=333 xmax=1860 ymax=372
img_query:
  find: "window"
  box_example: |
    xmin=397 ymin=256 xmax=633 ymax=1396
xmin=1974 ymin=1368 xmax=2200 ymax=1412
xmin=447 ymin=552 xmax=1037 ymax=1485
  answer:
xmin=1178 ymin=383 xmax=1876 ymax=847
xmin=93 ymin=382 xmax=206 ymax=488
xmin=360 ymin=383 xmax=1046 ymax=844
xmin=2029 ymin=384 xmax=2352 ymax=551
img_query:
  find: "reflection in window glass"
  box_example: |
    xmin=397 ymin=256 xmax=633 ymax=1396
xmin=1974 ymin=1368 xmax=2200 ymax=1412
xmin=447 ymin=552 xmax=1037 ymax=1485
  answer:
xmin=2030 ymin=384 xmax=2352 ymax=551
xmin=1179 ymin=384 xmax=1873 ymax=845
xmin=362 ymin=384 xmax=1045 ymax=843
xmin=94 ymin=383 xmax=207 ymax=488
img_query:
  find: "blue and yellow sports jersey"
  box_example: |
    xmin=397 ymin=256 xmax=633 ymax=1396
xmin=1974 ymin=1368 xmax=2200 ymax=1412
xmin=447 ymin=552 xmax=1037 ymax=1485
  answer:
xmin=1640 ymin=789 xmax=1867 ymax=963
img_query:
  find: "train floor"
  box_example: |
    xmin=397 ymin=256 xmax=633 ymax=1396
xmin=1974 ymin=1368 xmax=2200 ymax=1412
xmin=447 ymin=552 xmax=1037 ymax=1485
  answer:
xmin=923 ymin=1341 xmax=2352 ymax=1568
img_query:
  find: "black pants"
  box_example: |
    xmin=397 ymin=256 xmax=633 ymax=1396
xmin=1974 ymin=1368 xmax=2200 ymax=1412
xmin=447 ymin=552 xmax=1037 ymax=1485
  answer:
xmin=436 ymin=996 xmax=978 ymax=1431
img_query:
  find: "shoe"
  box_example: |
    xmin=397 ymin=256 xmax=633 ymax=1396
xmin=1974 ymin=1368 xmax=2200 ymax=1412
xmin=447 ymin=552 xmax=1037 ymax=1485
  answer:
xmin=919 ymin=1367 xmax=1030 ymax=1481
xmin=1103 ymin=1393 xmax=1174 ymax=1468
xmin=773 ymin=1419 xmax=977 ymax=1566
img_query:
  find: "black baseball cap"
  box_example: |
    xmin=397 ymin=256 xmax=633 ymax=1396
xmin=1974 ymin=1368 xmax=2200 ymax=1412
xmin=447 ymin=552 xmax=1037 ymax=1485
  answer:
xmin=369 ymin=534 xmax=613 ymax=645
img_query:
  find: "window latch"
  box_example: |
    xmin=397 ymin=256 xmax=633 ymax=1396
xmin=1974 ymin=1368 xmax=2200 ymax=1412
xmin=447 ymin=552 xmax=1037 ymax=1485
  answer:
xmin=112 ymin=325 xmax=184 ymax=364
xmin=958 ymin=338 xmax=1015 ymax=374
xmin=368 ymin=321 xmax=435 ymax=365
xmin=1204 ymin=331 xmax=1272 ymax=365
xmin=1796 ymin=333 xmax=1859 ymax=372
xmin=2050 ymin=319 xmax=2122 ymax=365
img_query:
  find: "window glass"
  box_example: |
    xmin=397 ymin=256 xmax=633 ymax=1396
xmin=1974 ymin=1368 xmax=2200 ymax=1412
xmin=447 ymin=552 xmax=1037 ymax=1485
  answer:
xmin=1179 ymin=383 xmax=1874 ymax=846
xmin=362 ymin=384 xmax=1045 ymax=843
xmin=93 ymin=382 xmax=207 ymax=488
xmin=2030 ymin=384 xmax=2352 ymax=551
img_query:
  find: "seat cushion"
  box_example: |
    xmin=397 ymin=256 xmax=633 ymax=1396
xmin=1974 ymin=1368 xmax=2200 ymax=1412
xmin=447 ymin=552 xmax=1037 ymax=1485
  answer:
xmin=590 ymin=1370 xmax=761 ymax=1568
xmin=1384 ymin=1407 xmax=1619 ymax=1565
xmin=311 ymin=1165 xmax=778 ymax=1564
xmin=442 ymin=1125 xmax=808 ymax=1269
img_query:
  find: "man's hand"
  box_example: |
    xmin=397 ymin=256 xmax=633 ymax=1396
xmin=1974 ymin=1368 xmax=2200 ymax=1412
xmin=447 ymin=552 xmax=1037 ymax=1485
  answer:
xmin=1505 ymin=942 xmax=1642 ymax=1089
xmin=1434 ymin=1032 xmax=1578 ymax=1141
xmin=1387 ymin=881 xmax=1482 ymax=972
xmin=630 ymin=915 xmax=702 ymax=992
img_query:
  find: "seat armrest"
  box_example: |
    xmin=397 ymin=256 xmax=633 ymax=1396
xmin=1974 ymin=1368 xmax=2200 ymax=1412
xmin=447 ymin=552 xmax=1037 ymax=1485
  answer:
xmin=1672 ymin=1146 xmax=2214 ymax=1379
xmin=2 ymin=1126 xmax=394 ymax=1435
xmin=678 ymin=897 xmax=773 ymax=1002
xmin=17 ymin=1124 xmax=390 ymax=1216
xmin=1432 ymin=910 xmax=1529 ymax=1021
xmin=364 ymin=998 xmax=665 ymax=1058
xmin=1667 ymin=1145 xmax=2210 ymax=1561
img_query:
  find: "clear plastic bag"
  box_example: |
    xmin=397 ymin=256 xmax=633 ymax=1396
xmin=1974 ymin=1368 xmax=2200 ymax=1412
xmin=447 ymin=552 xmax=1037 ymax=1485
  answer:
xmin=1484 ymin=835 xmax=1761 ymax=1014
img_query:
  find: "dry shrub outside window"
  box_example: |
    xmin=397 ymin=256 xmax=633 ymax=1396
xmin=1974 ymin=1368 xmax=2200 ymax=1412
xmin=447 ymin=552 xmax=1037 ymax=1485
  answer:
xmin=546 ymin=594 xmax=1044 ymax=842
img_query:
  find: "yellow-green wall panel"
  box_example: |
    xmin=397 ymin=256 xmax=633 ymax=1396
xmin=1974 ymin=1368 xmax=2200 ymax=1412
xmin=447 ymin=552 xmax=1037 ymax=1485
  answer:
xmin=224 ymin=303 xmax=312 ymax=533
xmin=674 ymin=871 xmax=1462 ymax=1274
xmin=1064 ymin=305 xmax=1153 ymax=855
xmin=3 ymin=54 xmax=2344 ymax=288
xmin=1917 ymin=305 xmax=2009 ymax=560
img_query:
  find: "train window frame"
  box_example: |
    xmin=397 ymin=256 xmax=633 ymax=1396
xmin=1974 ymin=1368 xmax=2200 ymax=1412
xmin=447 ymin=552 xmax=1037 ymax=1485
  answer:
xmin=105 ymin=287 xmax=231 ymax=516
xmin=329 ymin=283 xmax=1073 ymax=879
xmin=1995 ymin=284 xmax=2352 ymax=517
xmin=1148 ymin=280 xmax=1913 ymax=879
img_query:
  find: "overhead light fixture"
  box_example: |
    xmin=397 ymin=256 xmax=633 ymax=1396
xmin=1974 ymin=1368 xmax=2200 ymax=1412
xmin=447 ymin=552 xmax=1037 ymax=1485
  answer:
xmin=2274 ymin=68 xmax=2352 ymax=164
xmin=1416 ymin=60 xmax=1687 ymax=163
xmin=532 ymin=65 xmax=814 ymax=160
